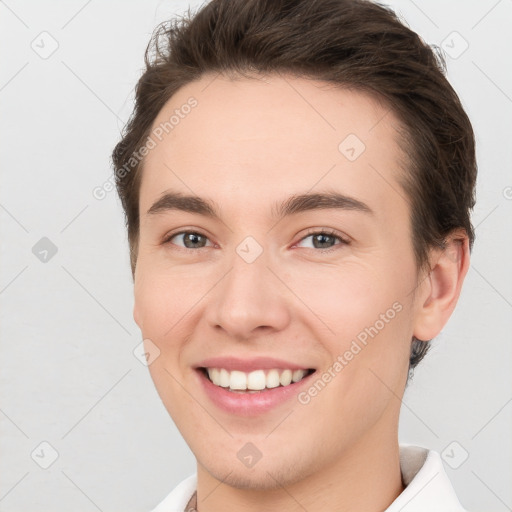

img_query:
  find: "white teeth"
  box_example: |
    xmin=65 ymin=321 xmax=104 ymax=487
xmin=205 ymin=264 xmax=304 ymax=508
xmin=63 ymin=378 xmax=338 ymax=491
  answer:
xmin=247 ymin=370 xmax=266 ymax=390
xmin=230 ymin=370 xmax=247 ymax=390
xmin=209 ymin=368 xmax=220 ymax=386
xmin=280 ymin=369 xmax=293 ymax=386
xmin=292 ymin=369 xmax=307 ymax=383
xmin=205 ymin=367 xmax=311 ymax=391
xmin=219 ymin=368 xmax=230 ymax=387
xmin=266 ymin=369 xmax=281 ymax=388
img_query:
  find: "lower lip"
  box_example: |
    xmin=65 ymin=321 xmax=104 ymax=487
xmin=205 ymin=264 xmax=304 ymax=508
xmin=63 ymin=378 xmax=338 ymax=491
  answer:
xmin=195 ymin=369 xmax=315 ymax=417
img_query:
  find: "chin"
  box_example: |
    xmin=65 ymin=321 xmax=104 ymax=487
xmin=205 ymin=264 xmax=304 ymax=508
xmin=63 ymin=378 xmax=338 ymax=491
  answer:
xmin=200 ymin=453 xmax=314 ymax=491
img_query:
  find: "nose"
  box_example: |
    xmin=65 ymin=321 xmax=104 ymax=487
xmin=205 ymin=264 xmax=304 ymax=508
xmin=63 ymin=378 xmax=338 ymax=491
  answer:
xmin=205 ymin=250 xmax=291 ymax=340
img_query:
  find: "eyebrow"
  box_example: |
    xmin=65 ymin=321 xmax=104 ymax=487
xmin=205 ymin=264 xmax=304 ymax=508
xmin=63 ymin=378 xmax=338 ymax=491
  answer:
xmin=146 ymin=189 xmax=373 ymax=220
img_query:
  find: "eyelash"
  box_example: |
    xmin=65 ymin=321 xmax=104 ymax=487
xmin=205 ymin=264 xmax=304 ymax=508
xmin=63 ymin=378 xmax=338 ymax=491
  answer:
xmin=162 ymin=228 xmax=349 ymax=254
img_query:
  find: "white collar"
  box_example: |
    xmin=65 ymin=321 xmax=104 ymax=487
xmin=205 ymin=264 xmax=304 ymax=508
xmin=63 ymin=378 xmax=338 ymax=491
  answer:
xmin=386 ymin=444 xmax=467 ymax=511
xmin=151 ymin=444 xmax=467 ymax=512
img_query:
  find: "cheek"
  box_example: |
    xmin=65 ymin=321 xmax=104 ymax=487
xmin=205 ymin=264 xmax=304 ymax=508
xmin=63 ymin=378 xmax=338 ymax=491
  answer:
xmin=285 ymin=260 xmax=403 ymax=337
xmin=134 ymin=265 xmax=202 ymax=338
xmin=301 ymin=297 xmax=412 ymax=443
xmin=134 ymin=270 xmax=198 ymax=418
xmin=287 ymin=260 xmax=413 ymax=386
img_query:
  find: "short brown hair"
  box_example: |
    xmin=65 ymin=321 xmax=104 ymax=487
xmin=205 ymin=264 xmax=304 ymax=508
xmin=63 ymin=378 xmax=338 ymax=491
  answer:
xmin=112 ymin=0 xmax=477 ymax=371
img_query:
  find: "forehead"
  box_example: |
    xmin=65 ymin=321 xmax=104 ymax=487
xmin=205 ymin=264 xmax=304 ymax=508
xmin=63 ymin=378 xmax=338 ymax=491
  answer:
xmin=139 ymin=73 xmax=408 ymax=221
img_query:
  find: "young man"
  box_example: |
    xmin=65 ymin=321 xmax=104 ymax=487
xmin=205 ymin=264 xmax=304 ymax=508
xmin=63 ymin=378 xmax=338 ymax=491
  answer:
xmin=112 ymin=0 xmax=477 ymax=510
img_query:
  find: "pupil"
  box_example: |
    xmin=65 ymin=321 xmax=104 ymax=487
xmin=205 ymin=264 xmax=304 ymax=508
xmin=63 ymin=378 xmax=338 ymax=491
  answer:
xmin=315 ymin=234 xmax=332 ymax=248
xmin=185 ymin=233 xmax=203 ymax=248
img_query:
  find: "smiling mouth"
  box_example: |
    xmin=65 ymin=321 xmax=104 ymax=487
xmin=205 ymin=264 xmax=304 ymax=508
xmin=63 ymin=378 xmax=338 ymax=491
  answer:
xmin=199 ymin=367 xmax=316 ymax=393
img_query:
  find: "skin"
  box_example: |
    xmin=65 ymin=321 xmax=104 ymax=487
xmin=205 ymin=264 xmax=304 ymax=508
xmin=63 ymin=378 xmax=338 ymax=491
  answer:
xmin=133 ymin=73 xmax=470 ymax=511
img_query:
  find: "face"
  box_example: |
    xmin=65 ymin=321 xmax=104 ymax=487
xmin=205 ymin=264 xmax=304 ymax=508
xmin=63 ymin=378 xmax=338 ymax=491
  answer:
xmin=133 ymin=74 xmax=427 ymax=489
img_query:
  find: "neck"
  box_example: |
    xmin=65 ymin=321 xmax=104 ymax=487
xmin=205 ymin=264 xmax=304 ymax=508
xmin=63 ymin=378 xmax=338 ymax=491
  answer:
xmin=195 ymin=426 xmax=404 ymax=512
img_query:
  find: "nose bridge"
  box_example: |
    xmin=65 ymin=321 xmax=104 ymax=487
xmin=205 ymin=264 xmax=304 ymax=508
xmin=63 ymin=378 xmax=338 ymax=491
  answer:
xmin=207 ymin=238 xmax=290 ymax=338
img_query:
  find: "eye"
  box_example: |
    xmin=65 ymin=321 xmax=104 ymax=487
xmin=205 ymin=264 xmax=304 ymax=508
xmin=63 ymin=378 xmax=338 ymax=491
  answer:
xmin=295 ymin=229 xmax=349 ymax=253
xmin=163 ymin=231 xmax=213 ymax=250
xmin=162 ymin=229 xmax=349 ymax=253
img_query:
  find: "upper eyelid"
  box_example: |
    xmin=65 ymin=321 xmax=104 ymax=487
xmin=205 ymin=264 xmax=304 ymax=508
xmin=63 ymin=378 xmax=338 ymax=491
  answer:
xmin=301 ymin=228 xmax=349 ymax=242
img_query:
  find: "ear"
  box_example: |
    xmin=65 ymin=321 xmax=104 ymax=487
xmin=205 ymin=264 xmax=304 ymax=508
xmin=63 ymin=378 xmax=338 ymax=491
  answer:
xmin=413 ymin=229 xmax=470 ymax=341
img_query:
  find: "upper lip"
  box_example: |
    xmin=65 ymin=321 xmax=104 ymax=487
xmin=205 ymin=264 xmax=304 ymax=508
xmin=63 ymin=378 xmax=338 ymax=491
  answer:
xmin=194 ymin=356 xmax=315 ymax=373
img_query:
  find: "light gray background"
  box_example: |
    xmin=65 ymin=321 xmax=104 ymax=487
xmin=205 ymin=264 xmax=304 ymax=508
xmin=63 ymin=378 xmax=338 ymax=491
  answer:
xmin=1 ymin=0 xmax=511 ymax=510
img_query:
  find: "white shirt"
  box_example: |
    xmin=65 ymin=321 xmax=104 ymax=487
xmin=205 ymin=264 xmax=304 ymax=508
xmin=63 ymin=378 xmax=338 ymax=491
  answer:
xmin=150 ymin=444 xmax=467 ymax=512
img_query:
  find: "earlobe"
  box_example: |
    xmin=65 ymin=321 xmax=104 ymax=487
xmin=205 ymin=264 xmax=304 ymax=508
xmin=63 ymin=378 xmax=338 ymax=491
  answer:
xmin=413 ymin=231 xmax=470 ymax=342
